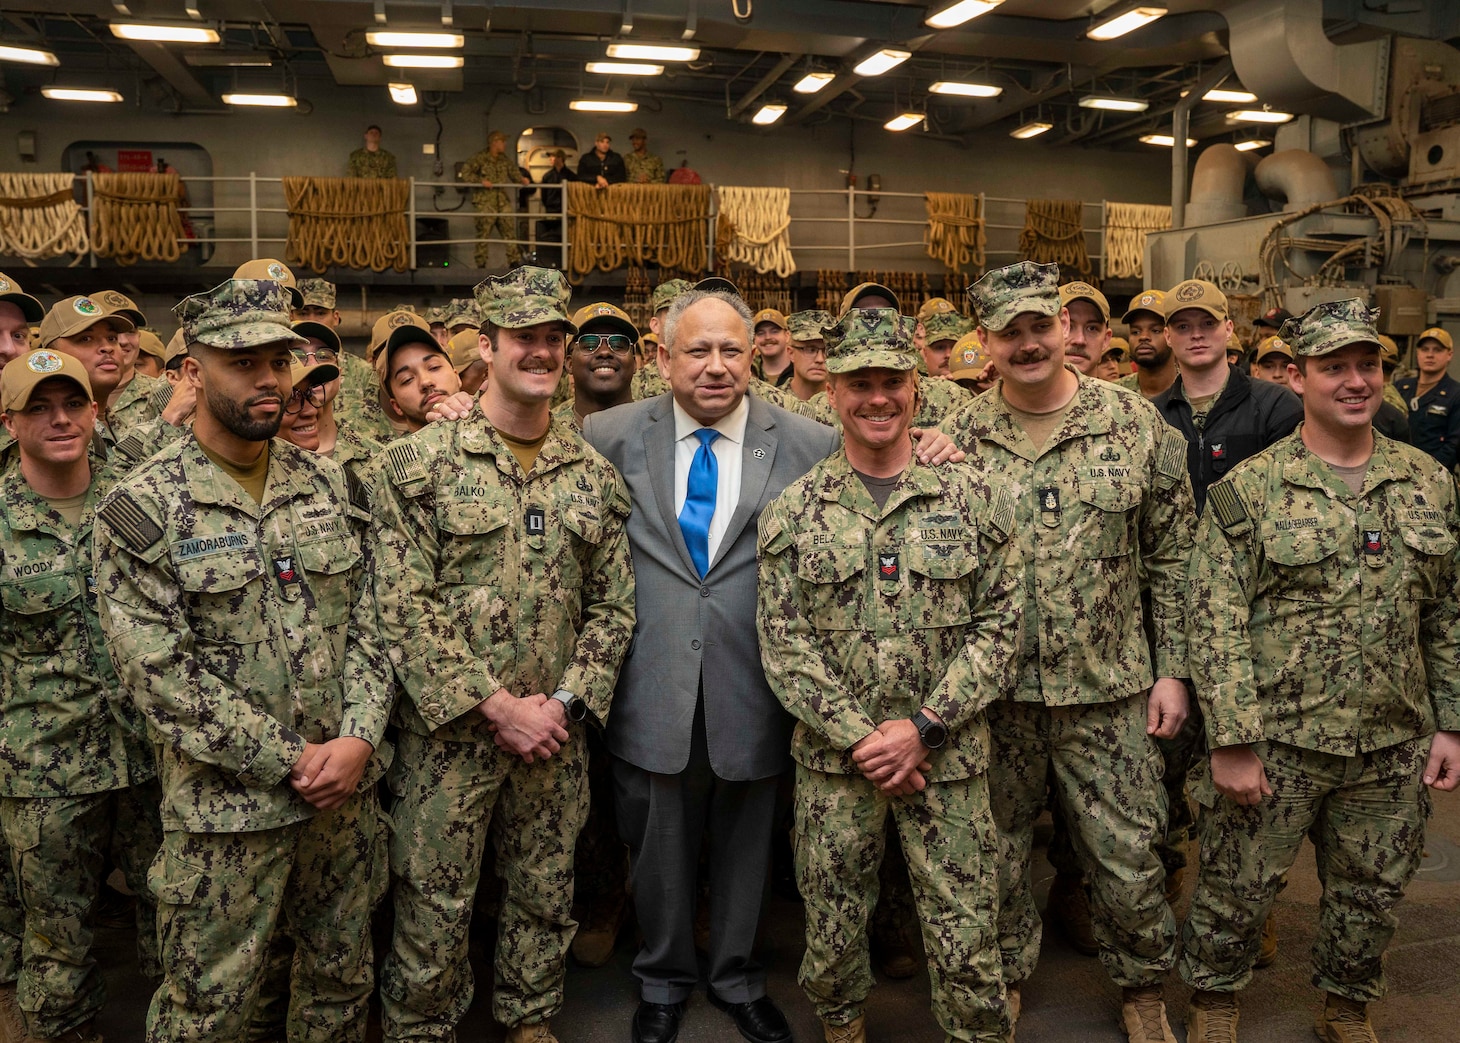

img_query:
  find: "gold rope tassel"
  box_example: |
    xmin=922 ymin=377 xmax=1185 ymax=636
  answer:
xmin=92 ymin=172 xmax=185 ymax=265
xmin=283 ymin=177 xmax=410 ymax=274
xmin=715 ymin=186 xmax=795 ymax=278
xmin=0 ymin=172 xmax=89 ymax=263
xmin=924 ymin=191 xmax=986 ymax=276
xmin=1018 ymin=199 xmax=1090 ymax=277
xmin=567 ymin=182 xmax=711 ymax=280
xmin=1103 ymin=202 xmax=1171 ymax=280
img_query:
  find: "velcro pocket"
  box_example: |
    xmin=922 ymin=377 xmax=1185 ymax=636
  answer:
xmin=175 ymin=553 xmax=268 ymax=642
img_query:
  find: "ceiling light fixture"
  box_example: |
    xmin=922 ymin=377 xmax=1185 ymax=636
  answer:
xmin=41 ymin=86 xmax=123 ymax=102
xmin=0 ymin=44 xmax=59 ymax=66
xmin=925 ymin=0 xmax=1004 ymax=30
xmin=110 ymin=23 xmax=221 ymax=44
xmin=1233 ymin=138 xmax=1272 ymax=151
xmin=185 ymin=52 xmax=273 ymax=67
xmin=1079 ymin=94 xmax=1149 ymax=112
xmin=585 ymin=60 xmax=663 ymax=76
xmin=929 ymin=80 xmax=1002 ymax=98
xmin=221 ymin=92 xmax=297 ymax=107
xmin=569 ymin=98 xmax=639 ymax=112
xmin=752 ymin=103 xmax=787 ymax=125
xmin=884 ymin=111 xmax=925 ymax=131
xmin=388 ymin=82 xmax=418 ymax=104
xmin=1010 ymin=120 xmax=1053 ymax=139
xmin=1086 ymin=5 xmax=1167 ymax=41
xmin=605 ymin=42 xmax=699 ymax=61
xmin=382 ymin=53 xmax=463 ymax=69
xmin=1139 ymin=133 xmax=1197 ymax=147
xmin=365 ymin=31 xmax=463 ymax=48
xmin=1203 ymin=87 xmax=1257 ymax=103
xmin=793 ymin=71 xmax=835 ymax=93
xmin=853 ymin=48 xmax=911 ymax=77
xmin=1226 ymin=108 xmax=1294 ymax=123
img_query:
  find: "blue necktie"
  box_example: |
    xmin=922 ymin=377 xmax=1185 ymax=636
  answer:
xmin=679 ymin=428 xmax=720 ymax=578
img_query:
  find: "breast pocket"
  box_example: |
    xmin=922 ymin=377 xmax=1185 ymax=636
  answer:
xmin=174 ymin=554 xmax=269 ymax=644
xmin=437 ymin=500 xmax=511 ymax=586
xmin=296 ymin=537 xmax=362 ymax=626
xmin=796 ymin=542 xmax=866 ymax=631
xmin=905 ymin=542 xmax=977 ymax=628
xmin=1262 ymin=528 xmax=1342 ymax=602
xmin=0 ymin=572 xmax=83 ymax=654
xmin=1399 ymin=526 xmax=1456 ymax=601
xmin=561 ymin=506 xmax=605 ymax=590
xmin=1078 ymin=481 xmax=1141 ymax=559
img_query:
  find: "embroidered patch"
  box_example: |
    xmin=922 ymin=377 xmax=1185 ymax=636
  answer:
xmin=98 ymin=493 xmax=163 ymax=553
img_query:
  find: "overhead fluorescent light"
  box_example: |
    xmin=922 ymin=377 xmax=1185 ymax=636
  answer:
xmin=605 ymin=43 xmax=699 ymax=62
xmin=853 ymin=49 xmax=911 ymax=77
xmin=569 ymin=98 xmax=639 ymax=112
xmin=929 ymin=80 xmax=1002 ymax=98
xmin=793 ymin=71 xmax=835 ymax=93
xmin=1086 ymin=5 xmax=1167 ymax=41
xmin=186 ymin=52 xmax=273 ymax=67
xmin=1139 ymin=133 xmax=1197 ymax=147
xmin=1233 ymin=138 xmax=1272 ymax=151
xmin=222 ymin=92 xmax=297 ymax=107
xmin=0 ymin=44 xmax=59 ymax=66
xmin=752 ymin=103 xmax=787 ymax=125
xmin=585 ymin=60 xmax=663 ymax=76
xmin=388 ymin=82 xmax=418 ymax=104
xmin=41 ymin=86 xmax=123 ymax=102
xmin=110 ymin=22 xmax=221 ymax=44
xmin=1204 ymin=87 xmax=1257 ymax=103
xmin=925 ymin=0 xmax=1004 ymax=30
xmin=1227 ymin=108 xmax=1294 ymax=123
xmin=1010 ymin=120 xmax=1053 ymax=139
xmin=884 ymin=111 xmax=925 ymax=131
xmin=382 ymin=53 xmax=463 ymax=69
xmin=365 ymin=31 xmax=463 ymax=48
xmin=1079 ymin=94 xmax=1149 ymax=112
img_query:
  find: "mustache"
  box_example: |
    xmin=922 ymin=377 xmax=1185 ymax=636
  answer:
xmin=1010 ymin=349 xmax=1050 ymax=366
xmin=246 ymin=394 xmax=283 ymax=408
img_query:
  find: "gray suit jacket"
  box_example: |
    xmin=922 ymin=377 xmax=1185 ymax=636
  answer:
xmin=584 ymin=393 xmax=839 ymax=781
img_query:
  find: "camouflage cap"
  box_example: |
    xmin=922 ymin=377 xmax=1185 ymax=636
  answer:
xmin=488 ymin=129 xmax=507 ymax=144
xmin=916 ymin=296 xmax=958 ymax=323
xmin=1 ymin=348 xmax=94 ymax=411
xmin=289 ymin=359 xmax=339 ymax=390
xmin=1121 ymin=288 xmax=1167 ymax=324
xmin=1058 ymin=281 xmax=1110 ymax=322
xmin=922 ymin=310 xmax=973 ymax=344
xmin=752 ymin=308 xmax=788 ymax=331
xmin=473 ymin=266 xmax=578 ymax=334
xmin=422 ymin=304 xmax=449 ymax=328
xmin=1376 ymin=334 xmax=1399 ymax=365
xmin=822 ymin=307 xmax=918 ymax=375
xmin=572 ymin=301 xmax=638 ymax=341
xmin=695 ymin=275 xmax=741 ymax=297
xmin=296 ymin=278 xmax=337 ymax=309
xmin=175 ymin=279 xmax=306 ymax=351
xmin=290 ymin=319 xmax=342 ymax=355
xmin=93 ymin=289 xmax=147 ymax=327
xmin=1278 ymin=298 xmax=1382 ymax=358
xmin=651 ymin=278 xmax=695 ymax=313
xmin=0 ymin=272 xmax=44 ymax=323
xmin=136 ymin=329 xmax=166 ymax=361
xmin=233 ymin=258 xmax=303 ymax=309
xmin=448 ymin=327 xmax=484 ymax=373
xmin=39 ymin=296 xmax=136 ymax=347
xmin=1103 ymin=335 xmax=1130 ymax=361
xmin=1165 ymin=279 xmax=1227 ymax=321
xmin=787 ymin=309 xmax=834 ymax=343
xmin=967 ymin=261 xmax=1061 ymax=332
xmin=1418 ymin=326 xmax=1454 ymax=351
xmin=839 ymin=281 xmax=900 ymax=317
xmin=948 ymin=330 xmax=991 ymax=380
xmin=1253 ymin=335 xmax=1293 ymax=363
xmin=164 ymin=328 xmax=188 ymax=365
xmin=442 ymin=298 xmax=482 ymax=330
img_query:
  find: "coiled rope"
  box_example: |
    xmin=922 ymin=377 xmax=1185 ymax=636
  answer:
xmin=91 ymin=172 xmax=185 ymax=265
xmin=283 ymin=177 xmax=410 ymax=273
xmin=0 ymin=172 xmax=89 ymax=263
xmin=715 ymin=186 xmax=795 ymax=277
xmin=1102 ymin=202 xmax=1170 ymax=280
xmin=1019 ymin=199 xmax=1091 ymax=277
xmin=567 ymin=182 xmax=710 ymax=280
xmin=924 ymin=192 xmax=986 ymax=275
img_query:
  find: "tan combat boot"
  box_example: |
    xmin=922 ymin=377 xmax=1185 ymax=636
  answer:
xmin=1120 ymin=986 xmax=1177 ymax=1043
xmin=1315 ymin=993 xmax=1379 ymax=1043
xmin=1046 ymin=873 xmax=1098 ymax=957
xmin=1006 ymin=986 xmax=1021 ymax=1042
xmin=1162 ymin=866 xmax=1185 ymax=907
xmin=1254 ymin=911 xmax=1278 ymax=968
xmin=570 ymin=891 xmax=628 ymax=968
xmin=1185 ymin=990 xmax=1239 ymax=1043
xmin=504 ymin=1022 xmax=558 ymax=1043
xmin=822 ymin=1015 xmax=866 ymax=1043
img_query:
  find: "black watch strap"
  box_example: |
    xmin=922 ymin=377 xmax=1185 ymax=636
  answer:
xmin=912 ymin=710 xmax=946 ymax=749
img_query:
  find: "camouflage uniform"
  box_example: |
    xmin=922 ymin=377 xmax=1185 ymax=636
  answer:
xmin=1181 ymin=299 xmax=1460 ymax=1005
xmin=371 ymin=267 xmax=635 ymax=1038
xmin=108 ymin=371 xmax=163 ymax=440
xmin=631 ymin=364 xmax=670 ymax=401
xmin=94 ymin=280 xmax=393 ymax=1043
xmin=623 ymin=150 xmax=666 ymax=185
xmin=330 ymin=423 xmax=385 ymax=487
xmin=943 ymin=263 xmax=1195 ymax=993
xmin=757 ymin=310 xmax=1019 ymax=1042
xmin=348 ymin=148 xmax=397 ymax=179
xmin=459 ymin=143 xmax=522 ymax=268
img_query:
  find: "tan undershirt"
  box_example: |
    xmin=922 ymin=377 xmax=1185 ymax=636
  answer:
xmin=201 ymin=443 xmax=270 ymax=504
xmin=43 ymin=491 xmax=88 ymax=528
xmin=1328 ymin=460 xmax=1370 ymax=496
xmin=498 ymin=427 xmax=549 ymax=475
xmin=1005 ymin=398 xmax=1073 ymax=453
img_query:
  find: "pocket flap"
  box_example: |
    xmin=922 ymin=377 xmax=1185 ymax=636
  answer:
xmin=439 ymin=499 xmax=511 ymax=537
xmin=796 ymin=542 xmax=866 ymax=585
xmin=296 ymin=537 xmax=362 ymax=576
xmin=0 ymin=572 xmax=81 ymax=615
xmin=1080 ymin=480 xmax=1141 ymax=513
xmin=907 ymin=541 xmax=977 ymax=579
xmin=1400 ymin=526 xmax=1457 ymax=558
xmin=174 ymin=552 xmax=264 ymax=593
xmin=1264 ymin=529 xmax=1339 ymax=566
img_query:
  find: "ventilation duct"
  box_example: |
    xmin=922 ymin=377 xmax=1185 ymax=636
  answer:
xmin=1186 ymin=144 xmax=1251 ymax=227
xmin=1254 ymin=150 xmax=1338 ymax=212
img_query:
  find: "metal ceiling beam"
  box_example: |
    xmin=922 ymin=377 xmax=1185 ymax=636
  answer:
xmin=785 ymin=33 xmax=935 ymax=126
xmin=122 ymin=40 xmax=218 ymax=107
xmin=726 ymin=52 xmax=801 ymax=118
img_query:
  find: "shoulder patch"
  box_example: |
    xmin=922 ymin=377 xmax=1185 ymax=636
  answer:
xmin=384 ymin=441 xmax=428 ymax=489
xmin=759 ymin=505 xmax=791 ymax=556
xmin=1155 ymin=429 xmax=1186 ymax=488
xmin=345 ymin=469 xmax=371 ymax=514
xmin=1207 ymin=481 xmax=1252 ymax=535
xmin=113 ymin=433 xmax=149 ymax=466
xmin=98 ymin=492 xmax=164 ymax=553
xmin=983 ymin=484 xmax=1016 ymax=542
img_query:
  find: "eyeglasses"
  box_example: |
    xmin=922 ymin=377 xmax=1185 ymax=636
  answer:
xmin=292 ymin=345 xmax=338 ymax=363
xmin=574 ymin=333 xmax=635 ymax=355
xmin=285 ymin=384 xmax=325 ymax=414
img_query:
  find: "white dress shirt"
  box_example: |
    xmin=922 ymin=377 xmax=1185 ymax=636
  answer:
xmin=672 ymin=395 xmax=748 ymax=569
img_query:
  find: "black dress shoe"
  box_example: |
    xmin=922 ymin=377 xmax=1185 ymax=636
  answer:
xmin=707 ymin=991 xmax=792 ymax=1043
xmin=632 ymin=1000 xmax=685 ymax=1043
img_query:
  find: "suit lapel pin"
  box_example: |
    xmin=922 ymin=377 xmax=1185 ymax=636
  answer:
xmin=753 ymin=447 xmax=766 ymax=459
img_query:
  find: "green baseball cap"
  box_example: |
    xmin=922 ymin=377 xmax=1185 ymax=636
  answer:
xmin=695 ymin=275 xmax=741 ymax=297
xmin=968 ymin=261 xmax=1061 ymax=332
xmin=1278 ymin=298 xmax=1381 ymax=358
xmin=787 ymin=309 xmax=834 ymax=343
xmin=175 ymin=279 xmax=307 ymax=351
xmin=822 ymin=307 xmax=918 ymax=374
xmin=651 ymin=279 xmax=695 ymax=313
xmin=473 ymin=266 xmax=578 ymax=334
xmin=296 ymin=278 xmax=337 ymax=309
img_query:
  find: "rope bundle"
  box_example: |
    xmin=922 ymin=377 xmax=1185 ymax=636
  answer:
xmin=567 ymin=182 xmax=710 ymax=280
xmin=1102 ymin=202 xmax=1170 ymax=280
xmin=92 ymin=172 xmax=185 ymax=265
xmin=714 ymin=186 xmax=795 ymax=277
xmin=923 ymin=192 xmax=986 ymax=275
xmin=0 ymin=173 xmax=89 ymax=262
xmin=283 ymin=177 xmax=410 ymax=273
xmin=1019 ymin=199 xmax=1091 ymax=277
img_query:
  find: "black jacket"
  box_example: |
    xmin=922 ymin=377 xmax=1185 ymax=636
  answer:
xmin=577 ymin=148 xmax=628 ymax=185
xmin=1374 ymin=400 xmax=1410 ymax=443
xmin=1395 ymin=373 xmax=1460 ymax=470
xmin=1154 ymin=366 xmax=1304 ymax=515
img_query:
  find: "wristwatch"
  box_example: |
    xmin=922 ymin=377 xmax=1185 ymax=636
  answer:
xmin=551 ymin=689 xmax=587 ymax=722
xmin=912 ymin=710 xmax=946 ymax=750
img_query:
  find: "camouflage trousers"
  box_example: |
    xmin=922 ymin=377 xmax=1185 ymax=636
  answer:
xmin=987 ymin=694 xmax=1176 ymax=988
xmin=471 ymin=190 xmax=520 ymax=268
xmin=1180 ymin=738 xmax=1431 ymax=1002
xmin=0 ymin=834 xmax=21 ymax=983
xmin=793 ymin=765 xmax=1007 ymax=1043
xmin=0 ymin=781 xmax=163 ymax=1037
xmin=145 ymin=787 xmax=382 ymax=1043
xmin=380 ymin=727 xmax=588 ymax=1039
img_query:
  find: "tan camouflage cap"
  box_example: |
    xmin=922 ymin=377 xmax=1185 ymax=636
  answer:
xmin=948 ymin=331 xmax=991 ymax=380
xmin=1103 ymin=336 xmax=1130 ymax=361
xmin=233 ymin=258 xmax=303 ymax=309
xmin=1418 ymin=326 xmax=1454 ymax=351
xmin=752 ymin=308 xmax=788 ymax=331
xmin=289 ymin=359 xmax=339 ymax=390
xmin=968 ymin=261 xmax=1061 ymax=332
xmin=0 ymin=272 xmax=44 ymax=323
xmin=92 ymin=289 xmax=147 ymax=327
xmin=651 ymin=279 xmax=694 ymax=313
xmin=572 ymin=301 xmax=638 ymax=341
xmin=290 ymin=320 xmax=342 ymax=355
xmin=916 ymin=296 xmax=958 ymax=323
xmin=922 ymin=310 xmax=973 ymax=344
xmin=1278 ymin=298 xmax=1382 ymax=358
xmin=443 ymin=298 xmax=481 ymax=330
xmin=1165 ymin=279 xmax=1227 ymax=321
xmin=136 ymin=329 xmax=166 ymax=361
xmin=1058 ymin=281 xmax=1110 ymax=322
xmin=823 ymin=307 xmax=918 ymax=374
xmin=296 ymin=278 xmax=337 ymax=309
xmin=39 ymin=296 xmax=135 ymax=347
xmin=1376 ymin=334 xmax=1399 ymax=365
xmin=1121 ymin=288 xmax=1167 ymax=324
xmin=449 ymin=327 xmax=484 ymax=373
xmin=787 ymin=309 xmax=834 ymax=343
xmin=175 ymin=279 xmax=307 ymax=351
xmin=473 ymin=266 xmax=578 ymax=334
xmin=1 ymin=348 xmax=94 ymax=411
xmin=1253 ymin=335 xmax=1293 ymax=363
xmin=839 ymin=281 xmax=900 ymax=317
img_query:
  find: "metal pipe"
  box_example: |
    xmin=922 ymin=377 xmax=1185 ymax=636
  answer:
xmin=726 ymin=53 xmax=801 ymax=118
xmin=1172 ymin=57 xmax=1233 ymax=229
